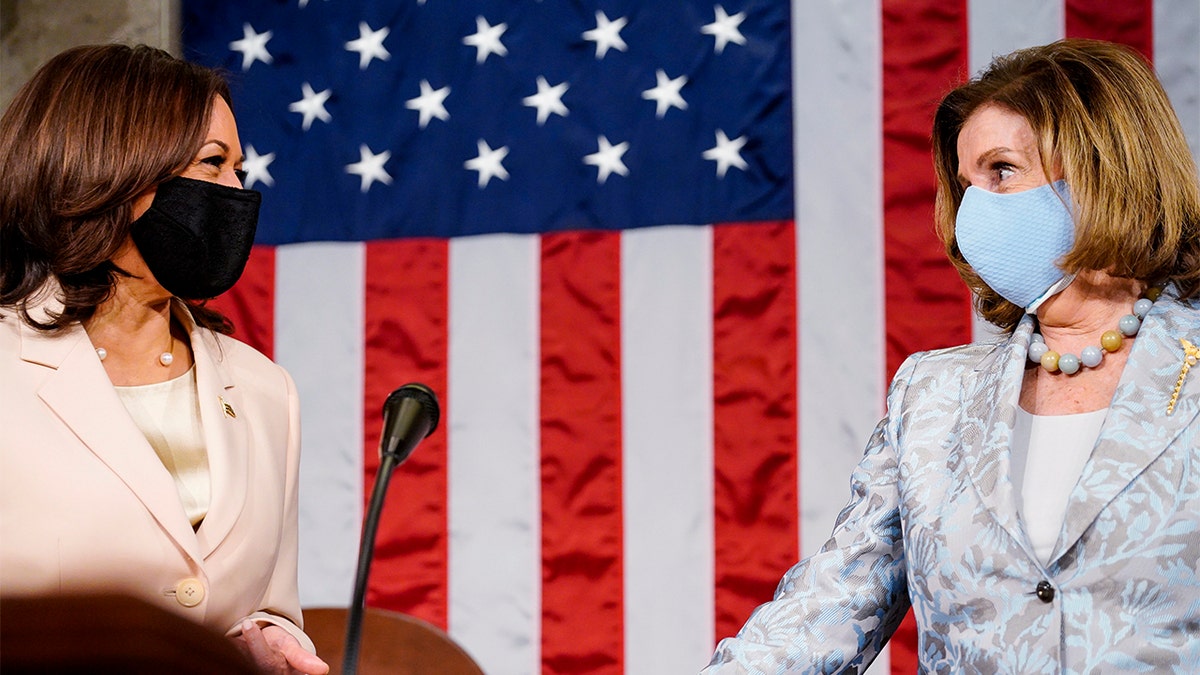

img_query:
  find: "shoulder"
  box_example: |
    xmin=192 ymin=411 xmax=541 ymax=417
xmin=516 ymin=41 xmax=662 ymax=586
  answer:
xmin=1155 ymin=292 xmax=1200 ymax=324
xmin=1138 ymin=291 xmax=1200 ymax=355
xmin=197 ymin=330 xmax=300 ymax=443
xmin=881 ymin=332 xmax=1019 ymax=430
xmin=0 ymin=307 xmax=82 ymax=374
xmin=206 ymin=331 xmax=295 ymax=391
xmin=209 ymin=330 xmax=277 ymax=371
xmin=176 ymin=302 xmax=298 ymax=416
xmin=175 ymin=301 xmax=285 ymax=378
xmin=893 ymin=339 xmax=1007 ymax=390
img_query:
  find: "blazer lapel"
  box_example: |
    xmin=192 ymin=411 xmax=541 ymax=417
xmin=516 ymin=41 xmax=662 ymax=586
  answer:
xmin=959 ymin=316 xmax=1040 ymax=561
xmin=1051 ymin=293 xmax=1200 ymax=563
xmin=23 ymin=320 xmax=203 ymax=562
xmin=183 ymin=306 xmax=249 ymax=559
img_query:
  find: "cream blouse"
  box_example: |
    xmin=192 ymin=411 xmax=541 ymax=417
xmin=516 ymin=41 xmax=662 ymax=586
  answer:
xmin=114 ymin=366 xmax=210 ymax=527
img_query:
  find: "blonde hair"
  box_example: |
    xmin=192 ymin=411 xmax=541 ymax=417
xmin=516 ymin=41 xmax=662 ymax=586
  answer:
xmin=932 ymin=39 xmax=1200 ymax=330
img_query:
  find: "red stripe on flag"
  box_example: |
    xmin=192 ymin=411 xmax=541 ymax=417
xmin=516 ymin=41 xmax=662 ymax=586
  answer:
xmin=539 ymin=231 xmax=625 ymax=675
xmin=363 ymin=239 xmax=450 ymax=629
xmin=1066 ymin=0 xmax=1154 ymax=59
xmin=209 ymin=244 xmax=276 ymax=359
xmin=711 ymin=221 xmax=798 ymax=644
xmin=882 ymin=1 xmax=971 ymax=671
xmin=881 ymin=0 xmax=972 ymax=377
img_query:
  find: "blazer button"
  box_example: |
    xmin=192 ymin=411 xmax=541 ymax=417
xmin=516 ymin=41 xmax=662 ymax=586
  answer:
xmin=174 ymin=577 xmax=206 ymax=608
xmin=1036 ymin=580 xmax=1055 ymax=603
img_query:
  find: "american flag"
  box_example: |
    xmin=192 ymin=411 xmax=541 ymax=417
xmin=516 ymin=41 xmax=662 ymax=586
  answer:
xmin=180 ymin=1 xmax=1200 ymax=673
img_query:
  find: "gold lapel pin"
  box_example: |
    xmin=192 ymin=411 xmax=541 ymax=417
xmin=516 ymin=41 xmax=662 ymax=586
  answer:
xmin=219 ymin=396 xmax=237 ymax=419
xmin=1167 ymin=338 xmax=1199 ymax=416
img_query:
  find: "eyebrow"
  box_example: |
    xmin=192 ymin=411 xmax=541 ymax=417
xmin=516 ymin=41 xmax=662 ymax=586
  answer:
xmin=199 ymin=139 xmax=244 ymax=164
xmin=956 ymin=145 xmax=1015 ymax=184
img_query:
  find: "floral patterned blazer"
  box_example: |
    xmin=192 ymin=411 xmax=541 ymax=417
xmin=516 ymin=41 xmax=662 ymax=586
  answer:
xmin=703 ymin=288 xmax=1200 ymax=674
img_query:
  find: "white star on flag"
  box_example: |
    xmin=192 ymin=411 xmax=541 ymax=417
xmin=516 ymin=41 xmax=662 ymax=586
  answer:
xmin=642 ymin=69 xmax=688 ymax=118
xmin=345 ymin=22 xmax=391 ymax=70
xmin=345 ymin=144 xmax=392 ymax=192
xmin=584 ymin=135 xmax=629 ymax=184
xmin=241 ymin=145 xmax=275 ymax=189
xmin=464 ymin=139 xmax=510 ymax=187
xmin=406 ymin=80 xmax=451 ymax=129
xmin=701 ymin=5 xmax=747 ymax=54
xmin=228 ymin=23 xmax=272 ymax=71
xmin=288 ymin=82 xmax=333 ymax=130
xmin=522 ymin=76 xmax=569 ymax=125
xmin=463 ymin=16 xmax=508 ymax=63
xmin=583 ymin=11 xmax=628 ymax=59
xmin=702 ymin=129 xmax=748 ymax=178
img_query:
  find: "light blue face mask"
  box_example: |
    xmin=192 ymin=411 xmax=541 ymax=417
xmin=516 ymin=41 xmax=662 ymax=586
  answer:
xmin=954 ymin=179 xmax=1076 ymax=313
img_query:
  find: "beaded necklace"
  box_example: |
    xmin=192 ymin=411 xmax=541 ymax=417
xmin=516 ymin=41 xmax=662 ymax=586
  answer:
xmin=1027 ymin=288 xmax=1159 ymax=375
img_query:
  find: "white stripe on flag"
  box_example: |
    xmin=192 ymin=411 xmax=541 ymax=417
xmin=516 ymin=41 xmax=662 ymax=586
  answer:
xmin=282 ymin=241 xmax=366 ymax=608
xmin=967 ymin=0 xmax=1064 ymax=343
xmin=793 ymin=2 xmax=884 ymax=670
xmin=448 ymin=234 xmax=541 ymax=675
xmin=1155 ymin=0 xmax=1200 ymax=165
xmin=968 ymin=0 xmax=1064 ymax=78
xmin=621 ymin=225 xmax=715 ymax=675
xmin=793 ymin=0 xmax=886 ymax=559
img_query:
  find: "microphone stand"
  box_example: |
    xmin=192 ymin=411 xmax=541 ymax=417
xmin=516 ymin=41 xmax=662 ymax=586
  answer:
xmin=342 ymin=452 xmax=401 ymax=675
xmin=340 ymin=383 xmax=438 ymax=675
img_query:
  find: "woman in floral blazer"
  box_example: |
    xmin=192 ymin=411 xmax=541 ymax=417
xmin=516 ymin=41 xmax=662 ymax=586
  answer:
xmin=705 ymin=39 xmax=1200 ymax=674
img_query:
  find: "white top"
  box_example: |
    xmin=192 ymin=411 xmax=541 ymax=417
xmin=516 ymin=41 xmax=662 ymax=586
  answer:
xmin=115 ymin=366 xmax=210 ymax=527
xmin=1009 ymin=406 xmax=1108 ymax=564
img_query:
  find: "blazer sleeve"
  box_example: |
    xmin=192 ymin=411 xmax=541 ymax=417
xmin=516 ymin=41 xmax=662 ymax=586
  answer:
xmin=702 ymin=356 xmax=919 ymax=675
xmin=224 ymin=365 xmax=316 ymax=654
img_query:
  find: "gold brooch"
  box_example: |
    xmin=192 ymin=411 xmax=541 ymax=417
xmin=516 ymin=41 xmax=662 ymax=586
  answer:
xmin=219 ymin=396 xmax=237 ymax=419
xmin=1167 ymin=338 xmax=1199 ymax=415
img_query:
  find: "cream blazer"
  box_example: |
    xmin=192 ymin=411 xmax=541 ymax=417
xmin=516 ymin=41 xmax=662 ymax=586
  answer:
xmin=0 ymin=294 xmax=314 ymax=652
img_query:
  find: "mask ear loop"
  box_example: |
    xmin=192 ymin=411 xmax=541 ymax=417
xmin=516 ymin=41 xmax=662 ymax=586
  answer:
xmin=1025 ymin=273 xmax=1076 ymax=313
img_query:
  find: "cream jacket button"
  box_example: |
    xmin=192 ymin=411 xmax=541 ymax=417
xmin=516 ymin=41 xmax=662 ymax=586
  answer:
xmin=175 ymin=578 xmax=205 ymax=607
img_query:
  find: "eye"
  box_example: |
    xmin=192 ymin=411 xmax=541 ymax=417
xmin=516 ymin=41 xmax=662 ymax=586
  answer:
xmin=235 ymin=169 xmax=248 ymax=184
xmin=200 ymin=155 xmax=225 ymax=169
xmin=994 ymin=163 xmax=1015 ymax=182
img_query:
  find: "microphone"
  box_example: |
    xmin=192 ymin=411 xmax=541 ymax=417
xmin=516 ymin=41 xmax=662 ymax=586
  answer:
xmin=343 ymin=383 xmax=441 ymax=675
xmin=379 ymin=383 xmax=440 ymax=462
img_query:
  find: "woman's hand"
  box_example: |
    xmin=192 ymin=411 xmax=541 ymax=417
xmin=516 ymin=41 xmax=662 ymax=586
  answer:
xmin=233 ymin=619 xmax=330 ymax=675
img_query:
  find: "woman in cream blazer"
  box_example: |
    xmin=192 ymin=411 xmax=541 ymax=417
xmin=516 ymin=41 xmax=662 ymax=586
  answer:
xmin=1 ymin=44 xmax=327 ymax=673
xmin=0 ymin=294 xmax=310 ymax=650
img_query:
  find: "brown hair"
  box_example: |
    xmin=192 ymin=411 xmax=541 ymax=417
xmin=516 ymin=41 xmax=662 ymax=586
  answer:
xmin=0 ymin=43 xmax=234 ymax=333
xmin=932 ymin=39 xmax=1200 ymax=330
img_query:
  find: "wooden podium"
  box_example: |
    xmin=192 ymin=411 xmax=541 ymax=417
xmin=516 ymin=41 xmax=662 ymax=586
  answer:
xmin=303 ymin=606 xmax=485 ymax=675
xmin=0 ymin=595 xmax=482 ymax=674
xmin=0 ymin=594 xmax=258 ymax=674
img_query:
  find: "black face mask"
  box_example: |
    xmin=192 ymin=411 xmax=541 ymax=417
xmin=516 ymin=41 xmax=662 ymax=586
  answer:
xmin=130 ymin=175 xmax=261 ymax=299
